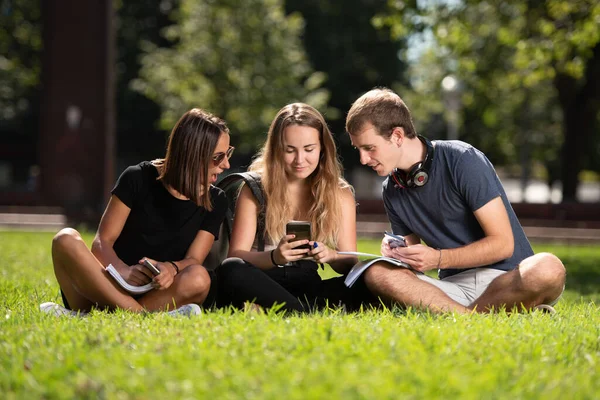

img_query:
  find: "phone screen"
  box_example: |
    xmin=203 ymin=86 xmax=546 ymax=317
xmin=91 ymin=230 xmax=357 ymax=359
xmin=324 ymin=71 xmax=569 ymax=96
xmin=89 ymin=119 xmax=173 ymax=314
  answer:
xmin=286 ymin=221 xmax=311 ymax=249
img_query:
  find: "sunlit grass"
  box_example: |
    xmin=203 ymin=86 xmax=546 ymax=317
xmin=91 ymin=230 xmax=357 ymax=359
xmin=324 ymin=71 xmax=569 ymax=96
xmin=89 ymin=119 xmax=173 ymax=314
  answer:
xmin=1 ymin=230 xmax=598 ymax=399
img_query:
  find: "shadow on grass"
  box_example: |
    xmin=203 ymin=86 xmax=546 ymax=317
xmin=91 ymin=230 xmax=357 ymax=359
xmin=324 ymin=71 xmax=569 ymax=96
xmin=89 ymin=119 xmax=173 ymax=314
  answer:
xmin=530 ymin=244 xmax=599 ymax=298
xmin=562 ymin=255 xmax=600 ymax=295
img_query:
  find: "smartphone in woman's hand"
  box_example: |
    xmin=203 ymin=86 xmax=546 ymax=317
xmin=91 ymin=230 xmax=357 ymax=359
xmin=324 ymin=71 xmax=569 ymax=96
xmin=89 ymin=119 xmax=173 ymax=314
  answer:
xmin=141 ymin=259 xmax=161 ymax=276
xmin=286 ymin=221 xmax=312 ymax=250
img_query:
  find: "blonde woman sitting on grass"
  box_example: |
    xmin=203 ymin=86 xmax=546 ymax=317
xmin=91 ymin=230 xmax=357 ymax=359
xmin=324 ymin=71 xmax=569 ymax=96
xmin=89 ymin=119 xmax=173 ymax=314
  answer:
xmin=217 ymin=103 xmax=373 ymax=312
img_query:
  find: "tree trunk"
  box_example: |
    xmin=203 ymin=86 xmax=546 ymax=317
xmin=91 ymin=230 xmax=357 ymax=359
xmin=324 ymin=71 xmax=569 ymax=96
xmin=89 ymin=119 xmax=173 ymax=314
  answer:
xmin=554 ymin=43 xmax=600 ymax=202
xmin=559 ymin=105 xmax=584 ymax=202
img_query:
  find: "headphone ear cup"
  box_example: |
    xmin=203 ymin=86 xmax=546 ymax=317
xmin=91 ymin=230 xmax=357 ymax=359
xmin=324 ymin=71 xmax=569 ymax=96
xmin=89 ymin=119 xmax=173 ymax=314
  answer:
xmin=405 ymin=162 xmax=423 ymax=187
xmin=412 ymin=170 xmax=429 ymax=186
xmin=392 ymin=136 xmax=434 ymax=189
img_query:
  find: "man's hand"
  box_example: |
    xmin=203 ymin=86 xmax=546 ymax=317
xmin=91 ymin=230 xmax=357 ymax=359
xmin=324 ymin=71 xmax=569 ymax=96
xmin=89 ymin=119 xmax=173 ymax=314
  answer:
xmin=381 ymin=238 xmax=395 ymax=258
xmin=389 ymin=244 xmax=441 ymax=272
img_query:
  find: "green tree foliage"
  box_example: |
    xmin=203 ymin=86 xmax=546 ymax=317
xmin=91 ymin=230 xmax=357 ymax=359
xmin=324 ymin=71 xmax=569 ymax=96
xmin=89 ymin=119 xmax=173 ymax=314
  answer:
xmin=380 ymin=0 xmax=600 ymax=201
xmin=286 ymin=0 xmax=408 ymax=134
xmin=0 ymin=0 xmax=41 ymax=129
xmin=133 ymin=0 xmax=328 ymax=150
xmin=285 ymin=0 xmax=408 ymax=172
xmin=0 ymin=0 xmax=42 ymax=187
xmin=114 ymin=1 xmax=176 ymax=163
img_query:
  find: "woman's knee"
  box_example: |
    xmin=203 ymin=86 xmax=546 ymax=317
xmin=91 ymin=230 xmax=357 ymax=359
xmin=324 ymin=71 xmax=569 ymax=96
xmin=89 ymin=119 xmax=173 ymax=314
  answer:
xmin=179 ymin=265 xmax=211 ymax=297
xmin=219 ymin=257 xmax=247 ymax=270
xmin=217 ymin=258 xmax=253 ymax=283
xmin=52 ymin=228 xmax=84 ymax=255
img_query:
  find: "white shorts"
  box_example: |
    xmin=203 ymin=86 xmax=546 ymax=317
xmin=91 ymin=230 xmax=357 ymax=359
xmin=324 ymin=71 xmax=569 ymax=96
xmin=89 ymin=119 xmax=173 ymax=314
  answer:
xmin=416 ymin=268 xmax=507 ymax=307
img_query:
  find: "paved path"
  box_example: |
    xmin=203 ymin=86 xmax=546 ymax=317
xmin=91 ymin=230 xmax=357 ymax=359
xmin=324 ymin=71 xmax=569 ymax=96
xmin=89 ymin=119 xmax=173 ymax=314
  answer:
xmin=0 ymin=212 xmax=66 ymax=231
xmin=2 ymin=211 xmax=599 ymax=244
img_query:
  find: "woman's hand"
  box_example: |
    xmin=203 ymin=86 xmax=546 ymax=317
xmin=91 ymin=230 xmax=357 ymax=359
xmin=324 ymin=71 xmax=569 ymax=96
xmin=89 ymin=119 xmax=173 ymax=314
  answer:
xmin=308 ymin=241 xmax=337 ymax=264
xmin=140 ymin=258 xmax=176 ymax=290
xmin=272 ymin=234 xmax=311 ymax=265
xmin=120 ymin=263 xmax=153 ymax=286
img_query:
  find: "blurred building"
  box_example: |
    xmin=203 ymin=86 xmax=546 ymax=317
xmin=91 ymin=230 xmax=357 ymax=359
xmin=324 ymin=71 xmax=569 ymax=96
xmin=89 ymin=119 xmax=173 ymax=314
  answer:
xmin=0 ymin=1 xmax=115 ymax=225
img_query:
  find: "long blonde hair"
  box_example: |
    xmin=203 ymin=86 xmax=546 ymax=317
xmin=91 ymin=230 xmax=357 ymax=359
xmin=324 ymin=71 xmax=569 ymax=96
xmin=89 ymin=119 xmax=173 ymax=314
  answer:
xmin=249 ymin=103 xmax=352 ymax=248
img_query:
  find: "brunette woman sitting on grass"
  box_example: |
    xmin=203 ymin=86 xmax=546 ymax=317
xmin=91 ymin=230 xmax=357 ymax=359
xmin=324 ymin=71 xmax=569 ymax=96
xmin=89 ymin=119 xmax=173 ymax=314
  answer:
xmin=217 ymin=103 xmax=372 ymax=313
xmin=41 ymin=108 xmax=234 ymax=317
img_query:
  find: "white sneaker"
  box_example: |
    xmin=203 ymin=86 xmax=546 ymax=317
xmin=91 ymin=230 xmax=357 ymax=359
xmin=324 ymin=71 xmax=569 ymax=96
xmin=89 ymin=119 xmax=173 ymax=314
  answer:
xmin=40 ymin=302 xmax=88 ymax=318
xmin=166 ymin=303 xmax=202 ymax=317
xmin=533 ymin=304 xmax=556 ymax=314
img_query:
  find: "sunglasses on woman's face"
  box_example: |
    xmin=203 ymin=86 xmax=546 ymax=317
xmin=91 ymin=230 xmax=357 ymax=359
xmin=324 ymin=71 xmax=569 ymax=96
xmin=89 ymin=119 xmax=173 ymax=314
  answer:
xmin=212 ymin=146 xmax=235 ymax=166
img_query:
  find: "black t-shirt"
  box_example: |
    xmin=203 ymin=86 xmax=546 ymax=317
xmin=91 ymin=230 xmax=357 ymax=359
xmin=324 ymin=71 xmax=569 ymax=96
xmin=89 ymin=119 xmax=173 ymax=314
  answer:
xmin=111 ymin=161 xmax=227 ymax=266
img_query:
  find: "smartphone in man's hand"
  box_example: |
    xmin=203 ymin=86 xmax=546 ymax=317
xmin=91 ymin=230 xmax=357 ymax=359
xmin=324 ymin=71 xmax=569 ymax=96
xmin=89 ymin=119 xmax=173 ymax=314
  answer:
xmin=384 ymin=231 xmax=407 ymax=248
xmin=286 ymin=221 xmax=312 ymax=250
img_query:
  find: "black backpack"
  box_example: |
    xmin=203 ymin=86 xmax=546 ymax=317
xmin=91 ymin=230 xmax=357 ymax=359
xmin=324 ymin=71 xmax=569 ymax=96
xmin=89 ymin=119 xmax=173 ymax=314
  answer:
xmin=204 ymin=172 xmax=266 ymax=270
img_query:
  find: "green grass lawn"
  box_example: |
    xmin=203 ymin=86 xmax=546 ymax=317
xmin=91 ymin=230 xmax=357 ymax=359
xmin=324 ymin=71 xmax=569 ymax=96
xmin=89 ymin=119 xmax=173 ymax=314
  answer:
xmin=1 ymin=231 xmax=599 ymax=399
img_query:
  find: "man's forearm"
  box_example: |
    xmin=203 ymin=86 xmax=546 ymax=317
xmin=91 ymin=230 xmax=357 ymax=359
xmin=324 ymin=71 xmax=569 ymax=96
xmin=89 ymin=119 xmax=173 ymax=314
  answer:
xmin=439 ymin=235 xmax=513 ymax=270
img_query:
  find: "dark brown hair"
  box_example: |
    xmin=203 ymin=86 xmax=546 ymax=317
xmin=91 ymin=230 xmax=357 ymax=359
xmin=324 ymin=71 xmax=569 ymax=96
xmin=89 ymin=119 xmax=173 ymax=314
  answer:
xmin=156 ymin=108 xmax=229 ymax=210
xmin=346 ymin=87 xmax=417 ymax=139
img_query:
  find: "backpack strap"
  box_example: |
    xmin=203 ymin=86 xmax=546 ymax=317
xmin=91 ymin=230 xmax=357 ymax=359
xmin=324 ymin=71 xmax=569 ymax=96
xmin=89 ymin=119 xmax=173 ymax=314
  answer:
xmin=217 ymin=171 xmax=266 ymax=251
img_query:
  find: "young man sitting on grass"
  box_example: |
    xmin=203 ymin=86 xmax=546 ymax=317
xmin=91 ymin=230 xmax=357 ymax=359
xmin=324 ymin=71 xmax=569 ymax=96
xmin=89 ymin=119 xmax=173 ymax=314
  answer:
xmin=346 ymin=88 xmax=566 ymax=314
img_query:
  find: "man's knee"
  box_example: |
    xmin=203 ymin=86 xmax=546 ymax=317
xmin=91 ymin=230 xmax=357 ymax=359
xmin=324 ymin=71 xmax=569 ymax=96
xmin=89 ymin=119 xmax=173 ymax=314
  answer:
xmin=528 ymin=252 xmax=566 ymax=287
xmin=540 ymin=252 xmax=565 ymax=279
xmin=52 ymin=228 xmax=83 ymax=254
xmin=520 ymin=252 xmax=566 ymax=301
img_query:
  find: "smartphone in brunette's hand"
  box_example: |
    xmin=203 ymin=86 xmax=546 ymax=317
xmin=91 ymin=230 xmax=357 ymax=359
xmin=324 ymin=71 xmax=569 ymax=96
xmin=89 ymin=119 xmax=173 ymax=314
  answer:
xmin=286 ymin=221 xmax=312 ymax=250
xmin=141 ymin=259 xmax=161 ymax=276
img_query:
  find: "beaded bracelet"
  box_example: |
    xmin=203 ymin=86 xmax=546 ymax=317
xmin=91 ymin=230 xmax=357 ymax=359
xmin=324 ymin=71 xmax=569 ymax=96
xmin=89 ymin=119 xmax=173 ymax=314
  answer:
xmin=167 ymin=260 xmax=179 ymax=275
